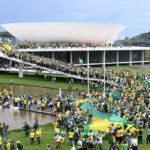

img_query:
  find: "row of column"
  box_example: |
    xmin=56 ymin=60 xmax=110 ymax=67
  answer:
xmin=126 ymin=50 xmax=144 ymax=66
xmin=102 ymin=50 xmax=144 ymax=66
xmin=69 ymin=50 xmax=145 ymax=66
xmin=51 ymin=50 xmax=145 ymax=66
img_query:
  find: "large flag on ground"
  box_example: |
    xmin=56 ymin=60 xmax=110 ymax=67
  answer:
xmin=76 ymin=100 xmax=129 ymax=133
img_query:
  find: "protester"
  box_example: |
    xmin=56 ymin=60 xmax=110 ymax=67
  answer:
xmin=146 ymin=127 xmax=150 ymax=144
xmin=16 ymin=140 xmax=23 ymax=150
xmin=68 ymin=130 xmax=74 ymax=146
xmin=138 ymin=128 xmax=143 ymax=144
xmin=34 ymin=120 xmax=39 ymax=131
xmin=0 ymin=43 xmax=150 ymax=150
xmin=23 ymin=122 xmax=30 ymax=137
xmin=35 ymin=127 xmax=42 ymax=144
xmin=97 ymin=131 xmax=103 ymax=150
xmin=54 ymin=133 xmax=62 ymax=149
xmin=3 ymin=137 xmax=7 ymax=150
xmin=131 ymin=136 xmax=138 ymax=150
xmin=77 ymin=137 xmax=82 ymax=150
xmin=29 ymin=130 xmax=35 ymax=144
xmin=6 ymin=140 xmax=11 ymax=150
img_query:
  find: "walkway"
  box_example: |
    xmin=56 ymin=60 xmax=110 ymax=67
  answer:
xmin=0 ymin=51 xmax=100 ymax=82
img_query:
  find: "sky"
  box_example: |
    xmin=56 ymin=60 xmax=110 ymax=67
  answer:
xmin=0 ymin=0 xmax=150 ymax=38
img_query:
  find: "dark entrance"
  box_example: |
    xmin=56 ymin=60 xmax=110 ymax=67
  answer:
xmin=67 ymin=52 xmax=70 ymax=63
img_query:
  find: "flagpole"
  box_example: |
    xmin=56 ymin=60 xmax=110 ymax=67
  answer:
xmin=87 ymin=50 xmax=90 ymax=94
xmin=103 ymin=50 xmax=106 ymax=103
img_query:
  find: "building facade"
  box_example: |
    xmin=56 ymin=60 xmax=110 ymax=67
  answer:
xmin=2 ymin=22 xmax=150 ymax=66
xmin=18 ymin=46 xmax=150 ymax=66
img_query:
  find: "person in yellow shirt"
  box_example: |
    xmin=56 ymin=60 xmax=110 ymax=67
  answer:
xmin=24 ymin=98 xmax=27 ymax=109
xmin=68 ymin=130 xmax=74 ymax=146
xmin=108 ymin=96 xmax=113 ymax=103
xmin=53 ymin=121 xmax=59 ymax=127
xmin=118 ymin=127 xmax=124 ymax=144
xmin=6 ymin=140 xmax=11 ymax=150
xmin=55 ymin=127 xmax=60 ymax=134
xmin=29 ymin=130 xmax=35 ymax=144
xmin=130 ymin=125 xmax=137 ymax=134
xmin=35 ymin=127 xmax=42 ymax=144
xmin=115 ymin=129 xmax=120 ymax=142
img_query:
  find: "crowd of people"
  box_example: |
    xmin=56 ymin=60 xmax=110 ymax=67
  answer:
xmin=1 ymin=43 xmax=120 ymax=80
xmin=0 ymin=67 xmax=150 ymax=149
xmin=1 ymin=43 xmax=144 ymax=83
xmin=0 ymin=120 xmax=43 ymax=150
xmin=51 ymin=70 xmax=150 ymax=149
xmin=0 ymin=59 xmax=10 ymax=69
xmin=0 ymin=122 xmax=23 ymax=150
xmin=23 ymin=121 xmax=42 ymax=145
xmin=5 ymin=39 xmax=112 ymax=49
xmin=0 ymin=43 xmax=150 ymax=149
xmin=1 ymin=37 xmax=132 ymax=50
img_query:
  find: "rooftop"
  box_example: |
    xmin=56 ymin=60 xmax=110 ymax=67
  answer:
xmin=2 ymin=22 xmax=125 ymax=44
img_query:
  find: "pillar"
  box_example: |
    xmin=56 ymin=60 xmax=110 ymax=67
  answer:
xmin=59 ymin=88 xmax=62 ymax=97
xmin=103 ymin=50 xmax=106 ymax=67
xmin=141 ymin=50 xmax=144 ymax=66
xmin=129 ymin=50 xmax=132 ymax=66
xmin=9 ymin=60 xmax=12 ymax=68
xmin=116 ymin=51 xmax=119 ymax=66
xmin=9 ymin=60 xmax=12 ymax=73
xmin=19 ymin=63 xmax=23 ymax=78
xmin=52 ymin=51 xmax=54 ymax=60
xmin=70 ymin=51 xmax=72 ymax=64
xmin=103 ymin=50 xmax=106 ymax=103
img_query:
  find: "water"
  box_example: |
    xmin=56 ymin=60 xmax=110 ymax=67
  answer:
xmin=0 ymin=107 xmax=56 ymax=129
xmin=0 ymin=84 xmax=80 ymax=129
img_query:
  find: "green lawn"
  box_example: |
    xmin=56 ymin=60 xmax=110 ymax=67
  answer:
xmin=0 ymin=66 xmax=149 ymax=91
xmin=0 ymin=73 xmax=86 ymax=91
xmin=6 ymin=124 xmax=149 ymax=150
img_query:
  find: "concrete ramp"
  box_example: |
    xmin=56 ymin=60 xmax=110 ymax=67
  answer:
xmin=0 ymin=51 xmax=100 ymax=81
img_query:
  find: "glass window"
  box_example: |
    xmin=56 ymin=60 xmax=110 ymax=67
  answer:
xmin=132 ymin=51 xmax=142 ymax=61
xmin=72 ymin=51 xmax=87 ymax=64
xmin=106 ymin=51 xmax=117 ymax=63
xmin=119 ymin=51 xmax=129 ymax=62
xmin=89 ymin=51 xmax=103 ymax=63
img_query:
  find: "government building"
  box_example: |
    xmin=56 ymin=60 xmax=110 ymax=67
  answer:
xmin=2 ymin=22 xmax=150 ymax=66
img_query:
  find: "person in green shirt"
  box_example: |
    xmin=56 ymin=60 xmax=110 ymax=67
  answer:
xmin=120 ymin=141 xmax=128 ymax=150
xmin=3 ymin=137 xmax=7 ymax=150
xmin=109 ymin=134 xmax=115 ymax=150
